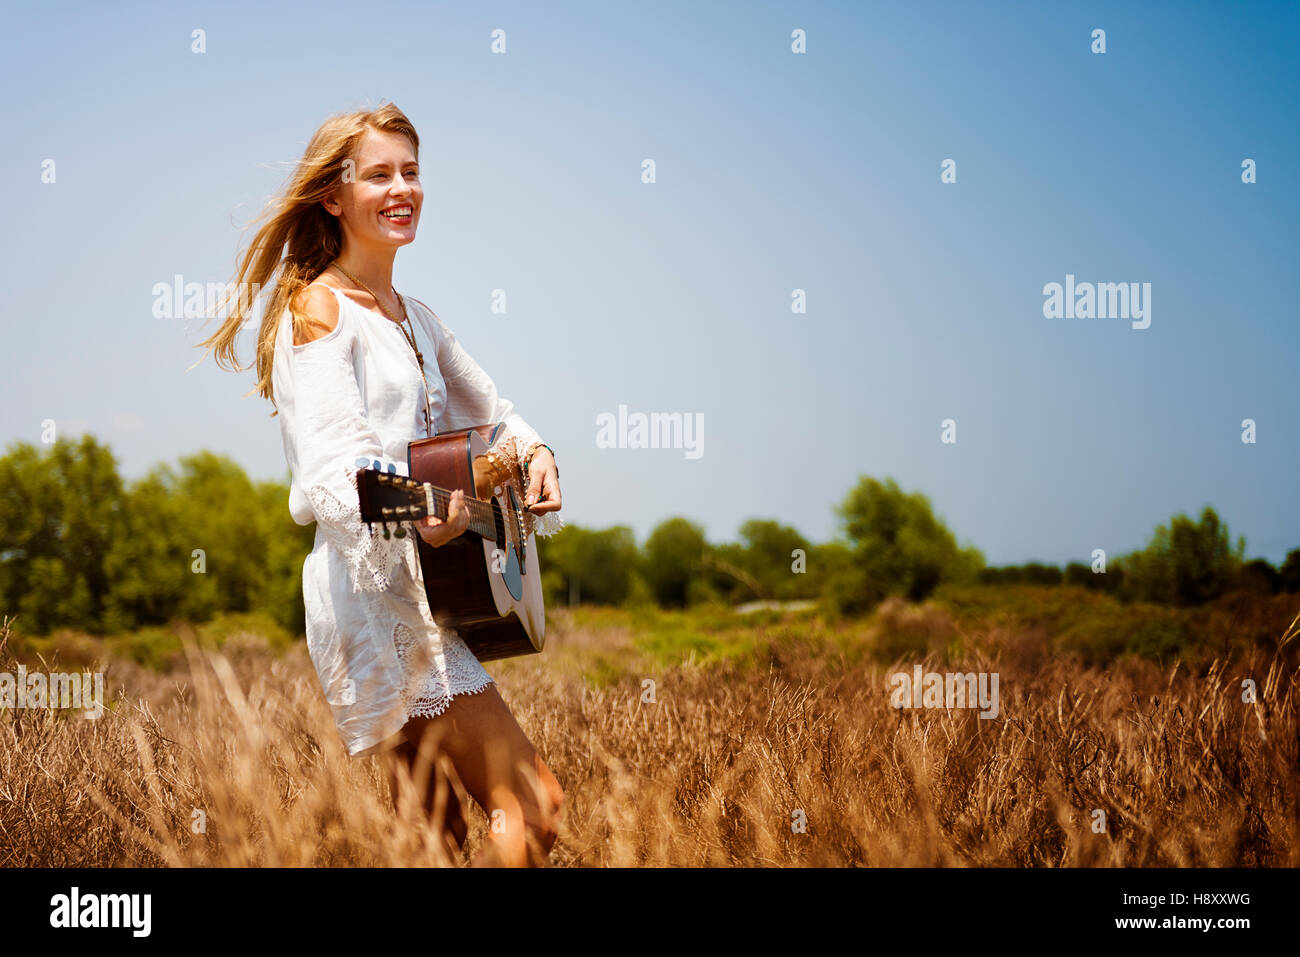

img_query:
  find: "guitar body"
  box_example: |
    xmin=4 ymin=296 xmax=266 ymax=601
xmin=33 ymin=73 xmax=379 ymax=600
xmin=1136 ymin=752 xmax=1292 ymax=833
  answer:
xmin=405 ymin=424 xmax=545 ymax=662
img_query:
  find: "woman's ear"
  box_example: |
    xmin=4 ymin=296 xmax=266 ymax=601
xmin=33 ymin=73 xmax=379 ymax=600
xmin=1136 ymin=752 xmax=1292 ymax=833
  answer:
xmin=321 ymin=188 xmax=342 ymax=217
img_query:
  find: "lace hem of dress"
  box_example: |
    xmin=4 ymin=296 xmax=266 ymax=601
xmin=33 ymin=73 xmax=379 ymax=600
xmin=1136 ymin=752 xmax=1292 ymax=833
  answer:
xmin=408 ymin=676 xmax=495 ymax=719
xmin=392 ymin=621 xmax=495 ymax=719
xmin=306 ymin=467 xmax=413 ymax=592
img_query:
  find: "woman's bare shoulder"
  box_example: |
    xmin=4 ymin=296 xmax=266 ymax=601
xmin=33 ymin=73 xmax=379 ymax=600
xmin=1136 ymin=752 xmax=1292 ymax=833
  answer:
xmin=291 ymin=282 xmax=342 ymax=346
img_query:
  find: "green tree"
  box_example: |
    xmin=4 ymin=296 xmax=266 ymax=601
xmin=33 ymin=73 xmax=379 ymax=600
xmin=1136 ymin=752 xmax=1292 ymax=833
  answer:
xmin=826 ymin=476 xmax=983 ymax=614
xmin=697 ymin=520 xmax=814 ymax=602
xmin=251 ymin=478 xmax=317 ymax=633
xmin=104 ymin=451 xmax=282 ymax=629
xmin=699 ymin=541 xmax=761 ymax=603
xmin=536 ymin=524 xmax=640 ymax=606
xmin=1279 ymin=549 xmax=1300 ymax=593
xmin=101 ymin=468 xmax=197 ymax=631
xmin=1120 ymin=506 xmax=1245 ymax=606
xmin=642 ymin=517 xmax=709 ymax=607
xmin=1236 ymin=558 xmax=1281 ymax=595
xmin=0 ymin=436 xmax=127 ymax=633
xmin=3 ymin=436 xmax=323 ymax=637
xmin=738 ymin=519 xmax=814 ymax=599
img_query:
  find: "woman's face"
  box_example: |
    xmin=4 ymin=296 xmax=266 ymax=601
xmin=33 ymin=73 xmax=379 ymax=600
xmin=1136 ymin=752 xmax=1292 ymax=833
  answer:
xmin=324 ymin=128 xmax=422 ymax=251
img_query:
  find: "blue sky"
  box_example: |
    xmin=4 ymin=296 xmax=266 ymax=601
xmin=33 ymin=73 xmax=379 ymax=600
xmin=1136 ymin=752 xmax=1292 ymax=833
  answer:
xmin=2 ymin=0 xmax=1296 ymax=564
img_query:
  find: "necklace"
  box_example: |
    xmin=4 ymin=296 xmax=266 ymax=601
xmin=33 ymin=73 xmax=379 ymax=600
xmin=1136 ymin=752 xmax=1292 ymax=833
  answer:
xmin=329 ymin=261 xmax=433 ymax=437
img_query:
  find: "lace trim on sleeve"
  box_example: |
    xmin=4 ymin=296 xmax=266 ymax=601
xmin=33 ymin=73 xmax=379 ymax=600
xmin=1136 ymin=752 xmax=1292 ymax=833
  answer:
xmin=510 ymin=433 xmax=539 ymax=472
xmin=494 ymin=430 xmax=564 ymax=538
xmin=532 ymin=510 xmax=565 ymax=537
xmin=307 ymin=466 xmax=414 ymax=592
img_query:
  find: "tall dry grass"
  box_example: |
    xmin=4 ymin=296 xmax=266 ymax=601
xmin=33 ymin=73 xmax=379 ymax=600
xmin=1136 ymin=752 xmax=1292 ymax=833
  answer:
xmin=1 ymin=601 xmax=1297 ymax=867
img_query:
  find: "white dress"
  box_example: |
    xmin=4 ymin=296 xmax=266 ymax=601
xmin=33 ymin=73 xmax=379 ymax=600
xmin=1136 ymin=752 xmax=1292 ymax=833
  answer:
xmin=270 ymin=284 xmax=562 ymax=758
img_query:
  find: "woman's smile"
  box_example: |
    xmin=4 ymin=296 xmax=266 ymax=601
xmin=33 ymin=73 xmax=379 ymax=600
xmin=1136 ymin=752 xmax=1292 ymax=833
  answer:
xmin=379 ymin=202 xmax=414 ymax=225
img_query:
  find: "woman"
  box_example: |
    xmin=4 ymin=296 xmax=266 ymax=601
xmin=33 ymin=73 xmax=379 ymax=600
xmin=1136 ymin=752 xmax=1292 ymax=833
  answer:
xmin=197 ymin=103 xmax=565 ymax=867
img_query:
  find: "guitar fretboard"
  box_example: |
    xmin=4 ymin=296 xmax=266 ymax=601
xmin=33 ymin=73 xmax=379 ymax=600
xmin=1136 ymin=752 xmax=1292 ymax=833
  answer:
xmin=365 ymin=471 xmax=518 ymax=542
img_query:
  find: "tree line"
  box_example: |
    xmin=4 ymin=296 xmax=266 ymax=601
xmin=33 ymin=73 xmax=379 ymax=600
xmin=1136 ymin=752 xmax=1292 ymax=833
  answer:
xmin=1 ymin=435 xmax=1294 ymax=636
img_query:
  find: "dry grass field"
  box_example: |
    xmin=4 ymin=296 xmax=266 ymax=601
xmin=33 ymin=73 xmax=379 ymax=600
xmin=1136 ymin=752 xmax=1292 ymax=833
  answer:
xmin=2 ymin=588 xmax=1297 ymax=867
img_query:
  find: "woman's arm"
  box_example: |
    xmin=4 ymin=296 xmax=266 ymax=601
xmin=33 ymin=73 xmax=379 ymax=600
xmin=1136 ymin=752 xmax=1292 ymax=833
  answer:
xmin=415 ymin=300 xmax=564 ymax=536
xmin=288 ymin=287 xmax=424 ymax=588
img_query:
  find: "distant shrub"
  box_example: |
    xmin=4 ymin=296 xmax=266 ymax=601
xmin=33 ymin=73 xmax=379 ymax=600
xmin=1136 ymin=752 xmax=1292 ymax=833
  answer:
xmin=868 ymin=596 xmax=960 ymax=662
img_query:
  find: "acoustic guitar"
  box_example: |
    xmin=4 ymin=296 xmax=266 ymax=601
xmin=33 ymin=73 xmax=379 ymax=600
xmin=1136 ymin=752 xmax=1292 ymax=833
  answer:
xmin=354 ymin=423 xmax=546 ymax=662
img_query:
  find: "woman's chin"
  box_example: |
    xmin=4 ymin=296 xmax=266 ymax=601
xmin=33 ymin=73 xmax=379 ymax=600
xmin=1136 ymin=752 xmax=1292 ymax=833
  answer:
xmin=378 ymin=228 xmax=417 ymax=246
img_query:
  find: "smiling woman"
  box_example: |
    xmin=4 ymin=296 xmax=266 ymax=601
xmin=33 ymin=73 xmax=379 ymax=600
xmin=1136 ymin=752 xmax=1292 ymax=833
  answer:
xmin=193 ymin=103 xmax=564 ymax=867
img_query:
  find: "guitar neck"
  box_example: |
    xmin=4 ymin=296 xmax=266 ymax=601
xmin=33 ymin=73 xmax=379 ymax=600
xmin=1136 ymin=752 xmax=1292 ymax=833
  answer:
xmin=358 ymin=468 xmax=501 ymax=541
xmin=423 ymin=484 xmax=499 ymax=540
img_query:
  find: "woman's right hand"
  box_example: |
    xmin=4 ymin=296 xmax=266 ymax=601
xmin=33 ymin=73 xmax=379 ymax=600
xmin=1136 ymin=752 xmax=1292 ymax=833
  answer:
xmin=415 ymin=488 xmax=471 ymax=547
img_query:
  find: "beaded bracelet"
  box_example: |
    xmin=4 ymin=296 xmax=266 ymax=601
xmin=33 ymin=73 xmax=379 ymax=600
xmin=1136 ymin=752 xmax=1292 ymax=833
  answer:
xmin=523 ymin=442 xmax=558 ymax=480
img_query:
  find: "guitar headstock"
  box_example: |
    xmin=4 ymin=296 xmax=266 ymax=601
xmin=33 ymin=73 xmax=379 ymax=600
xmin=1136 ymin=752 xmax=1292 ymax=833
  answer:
xmin=356 ymin=468 xmax=435 ymax=528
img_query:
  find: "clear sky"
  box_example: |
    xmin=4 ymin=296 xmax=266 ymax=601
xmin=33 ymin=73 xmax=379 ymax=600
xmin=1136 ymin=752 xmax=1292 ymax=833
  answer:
xmin=2 ymin=0 xmax=1296 ymax=565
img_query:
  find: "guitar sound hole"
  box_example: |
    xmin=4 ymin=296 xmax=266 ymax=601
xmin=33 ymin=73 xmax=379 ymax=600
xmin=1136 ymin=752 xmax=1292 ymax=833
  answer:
xmin=489 ymin=496 xmax=507 ymax=552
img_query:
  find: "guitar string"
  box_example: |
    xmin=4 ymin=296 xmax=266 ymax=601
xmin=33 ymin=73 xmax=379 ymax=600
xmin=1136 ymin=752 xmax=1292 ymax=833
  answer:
xmin=370 ymin=478 xmax=535 ymax=533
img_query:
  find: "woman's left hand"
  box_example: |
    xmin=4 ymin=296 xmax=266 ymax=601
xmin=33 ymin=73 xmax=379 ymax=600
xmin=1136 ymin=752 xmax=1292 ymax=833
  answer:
xmin=524 ymin=447 xmax=561 ymax=514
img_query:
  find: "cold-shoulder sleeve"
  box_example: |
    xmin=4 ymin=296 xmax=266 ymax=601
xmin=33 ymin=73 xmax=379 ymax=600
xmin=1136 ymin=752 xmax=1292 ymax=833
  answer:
xmin=418 ymin=303 xmax=564 ymax=538
xmin=289 ymin=309 xmax=415 ymax=588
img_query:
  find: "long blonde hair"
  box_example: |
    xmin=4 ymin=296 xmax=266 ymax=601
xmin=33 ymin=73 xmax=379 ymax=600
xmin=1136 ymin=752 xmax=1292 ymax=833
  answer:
xmin=196 ymin=102 xmax=420 ymax=410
